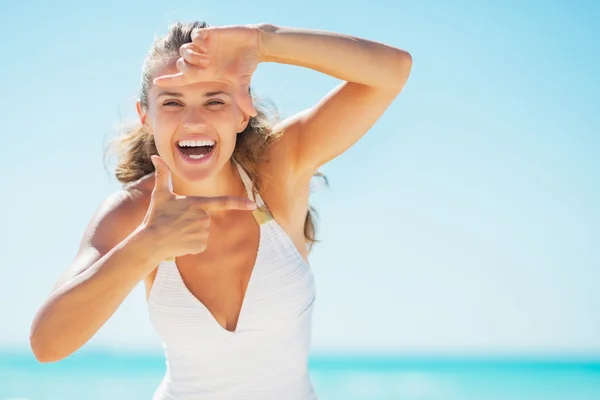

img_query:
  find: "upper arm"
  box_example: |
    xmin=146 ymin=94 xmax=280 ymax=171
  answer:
xmin=51 ymin=188 xmax=150 ymax=293
xmin=271 ymin=56 xmax=412 ymax=177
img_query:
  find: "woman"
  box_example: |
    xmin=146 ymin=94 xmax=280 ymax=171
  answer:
xmin=30 ymin=21 xmax=412 ymax=399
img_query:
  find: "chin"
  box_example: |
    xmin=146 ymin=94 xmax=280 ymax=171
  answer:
xmin=172 ymin=147 xmax=231 ymax=182
xmin=177 ymin=168 xmax=215 ymax=183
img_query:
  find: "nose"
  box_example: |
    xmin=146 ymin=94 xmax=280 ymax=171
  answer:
xmin=181 ymin=107 xmax=209 ymax=132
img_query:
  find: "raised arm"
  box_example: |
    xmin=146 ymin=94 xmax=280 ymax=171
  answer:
xmin=259 ymin=24 xmax=412 ymax=177
xmin=151 ymin=23 xmax=411 ymax=181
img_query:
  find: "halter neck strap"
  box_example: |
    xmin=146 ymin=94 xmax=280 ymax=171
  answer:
xmin=235 ymin=162 xmax=272 ymax=225
xmin=235 ymin=162 xmax=266 ymax=209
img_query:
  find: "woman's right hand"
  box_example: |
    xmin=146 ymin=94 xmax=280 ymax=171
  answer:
xmin=140 ymin=155 xmax=256 ymax=259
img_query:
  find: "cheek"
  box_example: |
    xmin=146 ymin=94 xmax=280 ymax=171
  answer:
xmin=150 ymin=108 xmax=179 ymax=128
xmin=215 ymin=118 xmax=241 ymax=148
xmin=147 ymin=112 xmax=179 ymax=153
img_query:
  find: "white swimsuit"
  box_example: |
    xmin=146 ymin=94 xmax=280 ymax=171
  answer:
xmin=147 ymin=163 xmax=318 ymax=399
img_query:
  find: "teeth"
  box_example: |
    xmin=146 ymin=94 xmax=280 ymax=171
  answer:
xmin=187 ymin=154 xmax=207 ymax=159
xmin=177 ymin=139 xmax=215 ymax=147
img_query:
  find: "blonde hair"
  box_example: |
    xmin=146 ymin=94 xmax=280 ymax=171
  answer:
xmin=105 ymin=21 xmax=322 ymax=249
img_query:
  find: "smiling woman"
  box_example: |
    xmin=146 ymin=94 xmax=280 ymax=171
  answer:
xmin=29 ymin=19 xmax=411 ymax=400
xmin=112 ymin=71 xmax=286 ymax=232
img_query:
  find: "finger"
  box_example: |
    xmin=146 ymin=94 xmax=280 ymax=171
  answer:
xmin=175 ymin=56 xmax=211 ymax=84
xmin=179 ymin=43 xmax=208 ymax=57
xmin=180 ymin=47 xmax=210 ymax=67
xmin=194 ymin=196 xmax=257 ymax=211
xmin=153 ymin=71 xmax=189 ymax=87
xmin=179 ymin=42 xmax=208 ymax=54
xmin=150 ymin=155 xmax=172 ymax=195
xmin=191 ymin=28 xmax=210 ymax=43
xmin=153 ymin=58 xmax=193 ymax=87
xmin=191 ymin=29 xmax=211 ymax=56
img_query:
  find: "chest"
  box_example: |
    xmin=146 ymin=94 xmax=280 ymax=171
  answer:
xmin=150 ymin=219 xmax=316 ymax=336
xmin=146 ymin=163 xmax=316 ymax=334
xmin=173 ymin=213 xmax=260 ymax=329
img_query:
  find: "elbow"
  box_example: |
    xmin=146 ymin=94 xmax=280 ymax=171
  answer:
xmin=30 ymin=336 xmax=66 ymax=363
xmin=375 ymin=49 xmax=413 ymax=91
xmin=30 ymin=333 xmax=58 ymax=363
xmin=32 ymin=350 xmax=61 ymax=364
xmin=29 ymin=322 xmax=67 ymax=363
xmin=393 ymin=50 xmax=412 ymax=88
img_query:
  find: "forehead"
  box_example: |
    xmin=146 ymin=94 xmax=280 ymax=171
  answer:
xmin=148 ymin=62 xmax=234 ymax=97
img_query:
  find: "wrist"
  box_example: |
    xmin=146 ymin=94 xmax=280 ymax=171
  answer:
xmin=127 ymin=224 xmax=169 ymax=265
xmin=256 ymin=23 xmax=279 ymax=62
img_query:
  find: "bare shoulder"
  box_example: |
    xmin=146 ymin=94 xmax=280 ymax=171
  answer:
xmin=52 ymin=174 xmax=155 ymax=292
xmin=82 ymin=175 xmax=154 ymax=253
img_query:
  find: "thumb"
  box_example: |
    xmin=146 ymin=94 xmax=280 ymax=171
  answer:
xmin=153 ymin=72 xmax=189 ymax=88
xmin=150 ymin=155 xmax=172 ymax=195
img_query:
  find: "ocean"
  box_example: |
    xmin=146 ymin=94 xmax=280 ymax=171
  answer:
xmin=2 ymin=351 xmax=600 ymax=400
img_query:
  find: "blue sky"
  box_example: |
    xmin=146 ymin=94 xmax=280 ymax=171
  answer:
xmin=0 ymin=0 xmax=598 ymax=357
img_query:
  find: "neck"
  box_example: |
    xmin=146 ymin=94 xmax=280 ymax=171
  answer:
xmin=170 ymin=160 xmax=248 ymax=206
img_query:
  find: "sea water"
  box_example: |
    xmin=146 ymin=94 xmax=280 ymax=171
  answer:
xmin=2 ymin=350 xmax=599 ymax=400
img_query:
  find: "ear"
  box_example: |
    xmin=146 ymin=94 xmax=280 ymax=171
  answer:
xmin=136 ymin=101 xmax=151 ymax=134
xmin=237 ymin=112 xmax=251 ymax=134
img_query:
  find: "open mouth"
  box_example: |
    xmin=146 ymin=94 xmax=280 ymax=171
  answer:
xmin=176 ymin=139 xmax=216 ymax=161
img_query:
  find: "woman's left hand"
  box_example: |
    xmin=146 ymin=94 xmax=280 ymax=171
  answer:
xmin=153 ymin=25 xmax=263 ymax=117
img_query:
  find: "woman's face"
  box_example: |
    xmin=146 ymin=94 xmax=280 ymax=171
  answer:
xmin=137 ymin=63 xmax=250 ymax=183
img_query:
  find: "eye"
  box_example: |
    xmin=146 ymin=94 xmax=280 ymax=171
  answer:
xmin=163 ymin=100 xmax=184 ymax=107
xmin=205 ymin=99 xmax=226 ymax=107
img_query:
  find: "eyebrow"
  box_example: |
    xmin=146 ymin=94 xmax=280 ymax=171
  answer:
xmin=157 ymin=90 xmax=230 ymax=98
